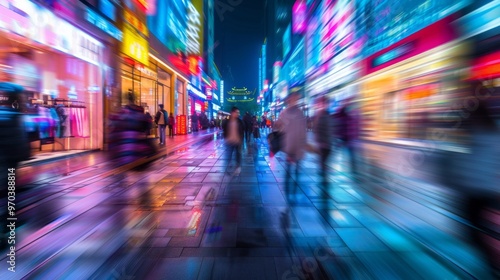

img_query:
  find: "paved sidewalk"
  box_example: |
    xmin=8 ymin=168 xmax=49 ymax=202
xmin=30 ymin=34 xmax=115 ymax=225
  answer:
xmin=0 ymin=131 xmax=494 ymax=279
xmin=15 ymin=130 xmax=218 ymax=186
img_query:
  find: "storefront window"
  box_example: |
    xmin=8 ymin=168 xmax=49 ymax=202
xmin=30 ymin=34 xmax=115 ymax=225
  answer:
xmin=4 ymin=49 xmax=104 ymax=152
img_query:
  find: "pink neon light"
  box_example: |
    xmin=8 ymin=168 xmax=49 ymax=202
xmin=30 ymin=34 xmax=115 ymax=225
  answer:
xmin=292 ymin=0 xmax=306 ymax=34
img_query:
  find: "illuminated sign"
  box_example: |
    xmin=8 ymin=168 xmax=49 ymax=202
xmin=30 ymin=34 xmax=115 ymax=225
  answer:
xmin=273 ymin=61 xmax=282 ymax=84
xmin=135 ymin=64 xmax=157 ymax=78
xmin=187 ymin=0 xmax=203 ymax=55
xmin=135 ymin=0 xmax=149 ymax=12
xmin=176 ymin=115 xmax=187 ymax=135
xmin=360 ymin=0 xmax=471 ymax=58
xmin=306 ymin=13 xmax=321 ymax=74
xmin=457 ymin=0 xmax=500 ymax=39
xmin=188 ymin=56 xmax=200 ymax=74
xmin=262 ymin=42 xmax=266 ymax=90
xmin=99 ymin=0 xmax=117 ymax=21
xmin=187 ymin=84 xmax=206 ymax=99
xmin=86 ymin=8 xmax=122 ymax=41
xmin=283 ymin=24 xmax=292 ymax=58
xmin=124 ymin=9 xmax=148 ymax=36
xmin=147 ymin=0 xmax=187 ymax=53
xmin=195 ymin=103 xmax=202 ymax=112
xmin=220 ymin=80 xmax=224 ymax=104
xmin=292 ymin=0 xmax=306 ymax=34
xmin=372 ymin=42 xmax=414 ymax=68
xmin=0 ymin=0 xmax=102 ymax=66
xmin=288 ymin=39 xmax=305 ymax=87
xmin=0 ymin=2 xmax=31 ymax=37
xmin=213 ymin=103 xmax=220 ymax=110
xmin=206 ymin=88 xmax=212 ymax=100
xmin=122 ymin=23 xmax=149 ymax=66
xmin=259 ymin=57 xmax=262 ymax=93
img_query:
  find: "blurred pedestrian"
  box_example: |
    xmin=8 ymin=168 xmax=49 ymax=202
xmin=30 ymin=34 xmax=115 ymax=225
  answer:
xmin=108 ymin=92 xmax=156 ymax=167
xmin=335 ymin=99 xmax=360 ymax=177
xmin=444 ymin=95 xmax=500 ymax=277
xmin=243 ymin=111 xmax=253 ymax=142
xmin=168 ymin=113 xmax=175 ymax=138
xmin=222 ymin=106 xmax=244 ymax=174
xmin=191 ymin=112 xmax=199 ymax=132
xmin=154 ymin=104 xmax=167 ymax=145
xmin=261 ymin=114 xmax=267 ymax=130
xmin=145 ymin=110 xmax=153 ymax=136
xmin=252 ymin=115 xmax=260 ymax=139
xmin=313 ymin=95 xmax=333 ymax=186
xmin=0 ymin=83 xmax=30 ymax=250
xmin=276 ymin=91 xmax=307 ymax=195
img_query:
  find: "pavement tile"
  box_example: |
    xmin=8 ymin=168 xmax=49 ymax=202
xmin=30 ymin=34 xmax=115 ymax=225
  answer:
xmin=146 ymin=257 xmax=203 ymax=280
xmin=336 ymin=228 xmax=389 ymax=252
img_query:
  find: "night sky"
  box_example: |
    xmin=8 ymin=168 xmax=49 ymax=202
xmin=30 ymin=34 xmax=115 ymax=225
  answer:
xmin=214 ymin=0 xmax=267 ymax=96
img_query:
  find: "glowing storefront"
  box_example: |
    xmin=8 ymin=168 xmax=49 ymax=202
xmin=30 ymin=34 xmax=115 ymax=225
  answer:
xmin=0 ymin=0 xmax=105 ymax=152
xmin=120 ymin=4 xmax=189 ymax=137
xmin=357 ymin=0 xmax=470 ymax=144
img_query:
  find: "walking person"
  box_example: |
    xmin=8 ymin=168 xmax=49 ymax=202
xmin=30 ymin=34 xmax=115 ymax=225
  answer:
xmin=313 ymin=95 xmax=333 ymax=187
xmin=243 ymin=111 xmax=253 ymax=142
xmin=222 ymin=106 xmax=244 ymax=175
xmin=154 ymin=104 xmax=168 ymax=145
xmin=335 ymin=99 xmax=360 ymax=177
xmin=275 ymin=91 xmax=307 ymax=197
xmin=442 ymin=95 xmax=500 ymax=278
xmin=168 ymin=113 xmax=175 ymax=138
xmin=191 ymin=112 xmax=199 ymax=132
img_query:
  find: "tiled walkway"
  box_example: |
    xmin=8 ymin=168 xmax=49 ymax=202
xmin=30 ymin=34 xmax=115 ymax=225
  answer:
xmin=0 ymin=132 xmax=494 ymax=279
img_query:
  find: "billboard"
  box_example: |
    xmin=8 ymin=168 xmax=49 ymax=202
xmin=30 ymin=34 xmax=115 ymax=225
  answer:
xmin=187 ymin=0 xmax=204 ymax=55
xmin=147 ymin=0 xmax=187 ymax=53
xmin=122 ymin=24 xmax=149 ymax=65
xmin=283 ymin=24 xmax=292 ymax=59
xmin=359 ymin=0 xmax=471 ymax=58
xmin=292 ymin=0 xmax=307 ymax=34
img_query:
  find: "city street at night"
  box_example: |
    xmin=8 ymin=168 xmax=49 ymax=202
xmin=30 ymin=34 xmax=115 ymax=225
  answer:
xmin=1 ymin=0 xmax=499 ymax=279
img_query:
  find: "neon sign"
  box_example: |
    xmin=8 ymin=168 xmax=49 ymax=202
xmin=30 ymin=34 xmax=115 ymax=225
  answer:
xmin=86 ymin=8 xmax=122 ymax=41
xmin=292 ymin=0 xmax=306 ymax=34
xmin=188 ymin=84 xmax=206 ymax=99
xmin=187 ymin=0 xmax=203 ymax=55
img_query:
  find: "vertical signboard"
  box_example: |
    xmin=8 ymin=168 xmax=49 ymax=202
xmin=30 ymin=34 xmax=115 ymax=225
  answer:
xmin=292 ymin=0 xmax=306 ymax=34
xmin=262 ymin=42 xmax=266 ymax=90
xmin=176 ymin=115 xmax=187 ymax=135
xmin=187 ymin=0 xmax=204 ymax=56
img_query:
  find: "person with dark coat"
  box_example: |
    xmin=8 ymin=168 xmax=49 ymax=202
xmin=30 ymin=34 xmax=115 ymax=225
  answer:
xmin=243 ymin=111 xmax=253 ymax=142
xmin=222 ymin=106 xmax=244 ymax=174
xmin=313 ymin=95 xmax=333 ymax=186
xmin=0 ymin=83 xmax=30 ymax=250
xmin=191 ymin=113 xmax=199 ymax=132
xmin=108 ymin=92 xmax=156 ymax=166
xmin=443 ymin=95 xmax=500 ymax=277
xmin=334 ymin=100 xmax=360 ymax=176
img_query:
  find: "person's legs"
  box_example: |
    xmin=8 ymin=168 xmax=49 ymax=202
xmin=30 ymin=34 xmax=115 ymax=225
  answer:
xmin=320 ymin=148 xmax=331 ymax=186
xmin=285 ymin=158 xmax=292 ymax=197
xmin=160 ymin=125 xmax=166 ymax=144
xmin=226 ymin=143 xmax=235 ymax=165
xmin=347 ymin=143 xmax=357 ymax=175
xmin=235 ymin=144 xmax=242 ymax=168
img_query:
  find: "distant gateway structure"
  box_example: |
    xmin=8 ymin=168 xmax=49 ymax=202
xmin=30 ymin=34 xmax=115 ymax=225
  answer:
xmin=226 ymin=87 xmax=255 ymax=102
